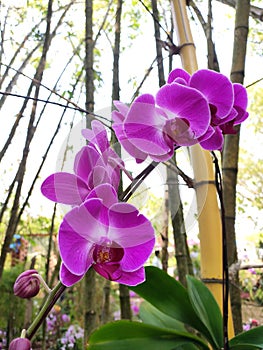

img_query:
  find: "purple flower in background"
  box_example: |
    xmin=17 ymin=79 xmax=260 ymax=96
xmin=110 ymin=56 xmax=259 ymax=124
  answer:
xmin=13 ymin=270 xmax=40 ymax=299
xmin=58 ymin=183 xmax=155 ymax=287
xmin=113 ymin=86 xmax=211 ymax=162
xmin=61 ymin=314 xmax=70 ymax=323
xmin=41 ymin=120 xmax=123 ymax=206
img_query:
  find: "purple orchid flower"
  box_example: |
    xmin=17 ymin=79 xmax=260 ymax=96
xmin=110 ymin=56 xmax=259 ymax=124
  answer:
xmin=112 ymin=68 xmax=249 ymax=160
xmin=41 ymin=121 xmax=123 ymax=206
xmin=112 ymin=83 xmax=211 ymax=163
xmin=58 ymin=183 xmax=155 ymax=287
xmin=168 ymin=68 xmax=248 ymax=150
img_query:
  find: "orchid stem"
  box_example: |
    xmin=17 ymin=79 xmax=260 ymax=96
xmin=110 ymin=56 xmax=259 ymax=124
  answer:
xmin=26 ymin=281 xmax=67 ymax=340
xmin=120 ymin=161 xmax=158 ymax=202
xmin=32 ymin=273 xmax=52 ymax=294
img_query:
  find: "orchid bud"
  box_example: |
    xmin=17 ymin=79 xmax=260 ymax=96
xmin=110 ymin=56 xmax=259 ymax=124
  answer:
xmin=14 ymin=269 xmax=40 ymax=298
xmin=9 ymin=337 xmax=31 ymax=350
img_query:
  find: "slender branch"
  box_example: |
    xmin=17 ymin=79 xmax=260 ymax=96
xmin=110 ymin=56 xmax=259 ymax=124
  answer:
xmin=119 ymin=161 xmax=158 ymax=202
xmin=26 ymin=281 xmax=66 ymax=340
xmin=212 ymin=151 xmax=229 ymax=350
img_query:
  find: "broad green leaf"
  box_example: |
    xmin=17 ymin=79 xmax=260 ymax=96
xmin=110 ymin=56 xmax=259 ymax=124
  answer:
xmin=88 ymin=320 xmax=210 ymax=350
xmin=186 ymin=275 xmax=223 ymax=349
xmin=140 ymin=300 xmax=186 ymax=331
xmin=130 ymin=266 xmax=216 ymax=347
xmin=229 ymin=326 xmax=263 ymax=349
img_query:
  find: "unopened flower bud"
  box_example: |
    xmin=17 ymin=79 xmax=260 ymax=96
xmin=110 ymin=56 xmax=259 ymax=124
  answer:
xmin=9 ymin=337 xmax=31 ymax=350
xmin=14 ymin=269 xmax=40 ymax=298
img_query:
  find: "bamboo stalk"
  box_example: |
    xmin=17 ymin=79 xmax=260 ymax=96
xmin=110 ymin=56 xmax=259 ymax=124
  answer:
xmin=171 ymin=0 xmax=234 ymax=338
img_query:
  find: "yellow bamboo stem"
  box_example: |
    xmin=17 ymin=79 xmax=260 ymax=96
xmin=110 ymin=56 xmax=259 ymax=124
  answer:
xmin=170 ymin=0 xmax=234 ymax=338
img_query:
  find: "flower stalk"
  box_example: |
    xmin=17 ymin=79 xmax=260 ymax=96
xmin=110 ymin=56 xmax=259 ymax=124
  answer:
xmin=26 ymin=281 xmax=66 ymax=340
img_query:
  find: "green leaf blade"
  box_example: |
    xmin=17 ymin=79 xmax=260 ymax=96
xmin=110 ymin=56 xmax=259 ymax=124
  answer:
xmin=229 ymin=326 xmax=263 ymax=349
xmin=130 ymin=266 xmax=217 ymax=347
xmin=88 ymin=320 xmax=210 ymax=350
xmin=186 ymin=275 xmax=223 ymax=349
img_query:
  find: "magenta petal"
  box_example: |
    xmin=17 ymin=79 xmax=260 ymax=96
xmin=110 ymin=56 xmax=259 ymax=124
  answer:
xmin=60 ymin=263 xmax=85 ymax=287
xmin=82 ymin=120 xmax=109 ymax=153
xmin=113 ymin=101 xmax=129 ymax=118
xmin=156 ymin=83 xmax=210 ymax=138
xmin=41 ymin=173 xmax=89 ymax=205
xmin=62 ymin=198 xmax=108 ymax=242
xmin=88 ymin=165 xmax=111 ymax=189
xmin=116 ymin=266 xmax=146 ymax=286
xmin=93 ymin=263 xmax=122 ymax=281
xmin=58 ymin=219 xmax=93 ymax=275
xmin=233 ymin=83 xmax=248 ymax=110
xmin=74 ymin=145 xmax=99 ymax=183
xmin=190 ymin=69 xmax=234 ymax=117
xmin=198 ymin=125 xmax=215 ymax=142
xmin=199 ymin=126 xmax=224 ymax=151
xmin=112 ymin=120 xmax=148 ymax=163
xmin=233 ymin=109 xmax=249 ymax=125
xmin=124 ymin=123 xmax=171 ymax=155
xmin=87 ymin=183 xmax=118 ymax=208
xmin=108 ymin=203 xmax=155 ymax=248
xmin=167 ymin=68 xmax=190 ymax=84
xmin=126 ymin=94 xmax=166 ymax=125
xmin=122 ymin=239 xmax=155 ymax=271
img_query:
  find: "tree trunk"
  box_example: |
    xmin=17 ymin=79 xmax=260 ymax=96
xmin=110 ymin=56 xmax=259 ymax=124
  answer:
xmin=110 ymin=0 xmax=132 ymax=320
xmin=119 ymin=284 xmax=132 ymax=320
xmin=167 ymin=160 xmax=193 ymax=287
xmin=222 ymin=0 xmax=250 ymax=335
xmin=0 ymin=0 xmax=54 ymax=280
xmin=83 ymin=0 xmax=98 ymax=344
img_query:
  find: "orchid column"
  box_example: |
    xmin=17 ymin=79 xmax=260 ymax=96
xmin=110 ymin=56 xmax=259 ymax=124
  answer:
xmin=170 ymin=0 xmax=234 ymax=337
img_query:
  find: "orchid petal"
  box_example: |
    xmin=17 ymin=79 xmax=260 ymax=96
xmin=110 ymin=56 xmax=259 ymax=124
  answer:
xmin=116 ymin=266 xmax=145 ymax=286
xmin=63 ymin=198 xmax=108 ymax=242
xmin=82 ymin=120 xmax=109 ymax=153
xmin=108 ymin=202 xmax=155 ymax=248
xmin=233 ymin=83 xmax=248 ymax=110
xmin=88 ymin=165 xmax=112 ymax=189
xmin=126 ymin=94 xmax=166 ymax=126
xmin=87 ymin=183 xmax=118 ymax=208
xmin=156 ymin=83 xmax=210 ymax=138
xmin=112 ymin=120 xmax=148 ymax=163
xmin=167 ymin=68 xmax=190 ymax=84
xmin=58 ymin=219 xmax=93 ymax=275
xmin=74 ymin=145 xmax=99 ymax=182
xmin=199 ymin=126 xmax=224 ymax=151
xmin=124 ymin=123 xmax=172 ymax=155
xmin=41 ymin=173 xmax=89 ymax=205
xmin=122 ymin=239 xmax=155 ymax=271
xmin=93 ymin=263 xmax=122 ymax=281
xmin=190 ymin=69 xmax=234 ymax=117
xmin=60 ymin=263 xmax=85 ymax=287
xmin=112 ymin=101 xmax=129 ymax=120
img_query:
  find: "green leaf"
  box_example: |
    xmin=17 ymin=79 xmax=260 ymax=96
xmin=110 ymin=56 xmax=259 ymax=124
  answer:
xmin=130 ymin=266 xmax=216 ymax=347
xmin=229 ymin=326 xmax=263 ymax=349
xmin=186 ymin=275 xmax=223 ymax=349
xmin=88 ymin=320 xmax=210 ymax=350
xmin=140 ymin=300 xmax=186 ymax=331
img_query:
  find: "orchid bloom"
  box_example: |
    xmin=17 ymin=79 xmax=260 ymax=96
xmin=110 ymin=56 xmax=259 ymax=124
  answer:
xmin=58 ymin=184 xmax=155 ymax=287
xmin=112 ymin=85 xmax=211 ymax=163
xmin=167 ymin=68 xmax=249 ymax=150
xmin=112 ymin=68 xmax=249 ymax=161
xmin=41 ymin=120 xmax=123 ymax=206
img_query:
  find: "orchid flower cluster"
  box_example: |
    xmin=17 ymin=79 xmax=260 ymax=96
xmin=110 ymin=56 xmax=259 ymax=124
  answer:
xmin=10 ymin=68 xmax=248 ymax=349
